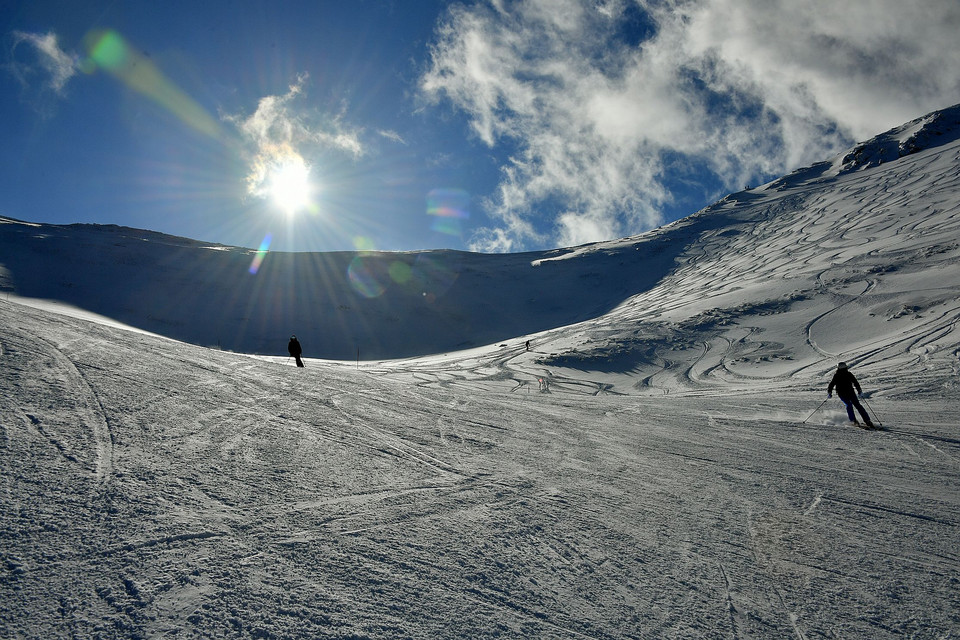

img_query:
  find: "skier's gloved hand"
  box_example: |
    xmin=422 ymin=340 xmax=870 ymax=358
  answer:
xmin=827 ymin=392 xmax=832 ymax=398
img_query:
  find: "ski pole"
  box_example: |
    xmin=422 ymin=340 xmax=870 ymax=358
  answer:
xmin=802 ymin=398 xmax=830 ymax=424
xmin=861 ymin=396 xmax=883 ymax=427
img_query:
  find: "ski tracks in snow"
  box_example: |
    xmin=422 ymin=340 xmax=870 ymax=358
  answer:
xmin=4 ymin=298 xmax=960 ymax=637
xmin=0 ymin=312 xmax=114 ymax=482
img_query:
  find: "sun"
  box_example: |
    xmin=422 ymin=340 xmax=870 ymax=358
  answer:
xmin=267 ymin=156 xmax=314 ymax=215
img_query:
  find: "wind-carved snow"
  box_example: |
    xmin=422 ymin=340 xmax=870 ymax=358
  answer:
xmin=1 ymin=105 xmax=959 ymax=638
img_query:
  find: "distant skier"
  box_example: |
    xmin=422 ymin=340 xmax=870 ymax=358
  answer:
xmin=827 ymin=362 xmax=873 ymax=427
xmin=525 ymin=340 xmax=531 ymax=351
xmin=288 ymin=335 xmax=304 ymax=368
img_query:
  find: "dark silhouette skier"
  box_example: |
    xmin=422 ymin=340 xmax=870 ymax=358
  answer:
xmin=288 ymin=335 xmax=304 ymax=368
xmin=827 ymin=362 xmax=873 ymax=427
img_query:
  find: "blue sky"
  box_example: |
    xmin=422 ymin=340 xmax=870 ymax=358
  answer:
xmin=3 ymin=1 xmax=959 ymax=253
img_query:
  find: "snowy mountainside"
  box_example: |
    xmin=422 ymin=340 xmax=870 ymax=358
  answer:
xmin=503 ymin=104 xmax=960 ymax=398
xmin=3 ymin=106 xmax=959 ymax=372
xmin=0 ymin=220 xmax=680 ymax=360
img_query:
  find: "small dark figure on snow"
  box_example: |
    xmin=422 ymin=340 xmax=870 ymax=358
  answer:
xmin=288 ymin=335 xmax=304 ymax=368
xmin=828 ymin=362 xmax=872 ymax=426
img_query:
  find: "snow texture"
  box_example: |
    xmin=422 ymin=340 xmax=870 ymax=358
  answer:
xmin=1 ymin=104 xmax=959 ymax=638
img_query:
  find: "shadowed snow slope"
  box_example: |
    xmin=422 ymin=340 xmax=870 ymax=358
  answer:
xmin=1 ymin=105 xmax=959 ymax=638
xmin=0 ymin=224 xmax=682 ymax=360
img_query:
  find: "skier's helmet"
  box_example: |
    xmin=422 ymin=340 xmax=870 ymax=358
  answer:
xmin=837 ymin=362 xmax=848 ymax=370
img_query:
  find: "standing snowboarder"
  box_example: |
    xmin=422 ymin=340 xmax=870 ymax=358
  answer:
xmin=827 ymin=362 xmax=873 ymax=427
xmin=288 ymin=335 xmax=304 ymax=368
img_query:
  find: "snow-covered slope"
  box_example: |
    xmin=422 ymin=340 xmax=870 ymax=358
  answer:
xmin=3 ymin=291 xmax=959 ymax=639
xmin=3 ymin=105 xmax=960 ymax=376
xmin=0 ymin=222 xmax=681 ymax=360
xmin=1 ymin=105 xmax=959 ymax=638
xmin=517 ymin=103 xmax=960 ymax=399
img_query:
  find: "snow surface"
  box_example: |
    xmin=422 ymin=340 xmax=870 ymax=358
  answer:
xmin=2 ymin=105 xmax=960 ymax=638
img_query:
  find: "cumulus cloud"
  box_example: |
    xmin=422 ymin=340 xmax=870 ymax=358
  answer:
xmin=421 ymin=0 xmax=960 ymax=251
xmin=7 ymin=31 xmax=79 ymax=112
xmin=223 ymin=74 xmax=366 ymax=200
xmin=671 ymin=0 xmax=960 ymax=158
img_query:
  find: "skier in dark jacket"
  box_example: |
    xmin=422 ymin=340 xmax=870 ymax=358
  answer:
xmin=288 ymin=335 xmax=304 ymax=367
xmin=828 ymin=362 xmax=872 ymax=426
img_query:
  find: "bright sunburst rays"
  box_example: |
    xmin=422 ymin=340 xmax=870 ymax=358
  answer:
xmin=266 ymin=155 xmax=314 ymax=216
xmin=246 ymin=144 xmax=319 ymax=217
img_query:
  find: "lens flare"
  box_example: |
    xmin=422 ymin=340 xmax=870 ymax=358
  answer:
xmin=427 ymin=188 xmax=469 ymax=237
xmin=249 ymin=233 xmax=272 ymax=274
xmin=347 ymin=256 xmax=386 ymax=298
xmin=388 ymin=261 xmax=412 ymax=285
xmin=412 ymin=253 xmax=459 ymax=301
xmin=344 ymin=252 xmax=461 ymax=300
xmin=83 ymin=29 xmax=221 ymax=139
xmin=353 ymin=236 xmax=376 ymax=251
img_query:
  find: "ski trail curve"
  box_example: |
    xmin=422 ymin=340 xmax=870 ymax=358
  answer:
xmin=31 ymin=334 xmax=115 ymax=482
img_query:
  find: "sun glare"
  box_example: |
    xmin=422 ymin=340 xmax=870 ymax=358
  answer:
xmin=267 ymin=158 xmax=314 ymax=215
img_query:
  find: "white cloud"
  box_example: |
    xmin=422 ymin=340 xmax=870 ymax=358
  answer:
xmin=672 ymin=0 xmax=960 ymax=157
xmin=421 ymin=0 xmax=960 ymax=252
xmin=223 ymin=74 xmax=366 ymax=200
xmin=377 ymin=129 xmax=407 ymax=145
xmin=8 ymin=31 xmax=79 ymax=112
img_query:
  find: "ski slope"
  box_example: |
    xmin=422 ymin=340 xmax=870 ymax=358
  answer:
xmin=2 ymin=299 xmax=958 ymax=638
xmin=2 ymin=106 xmax=959 ymax=638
